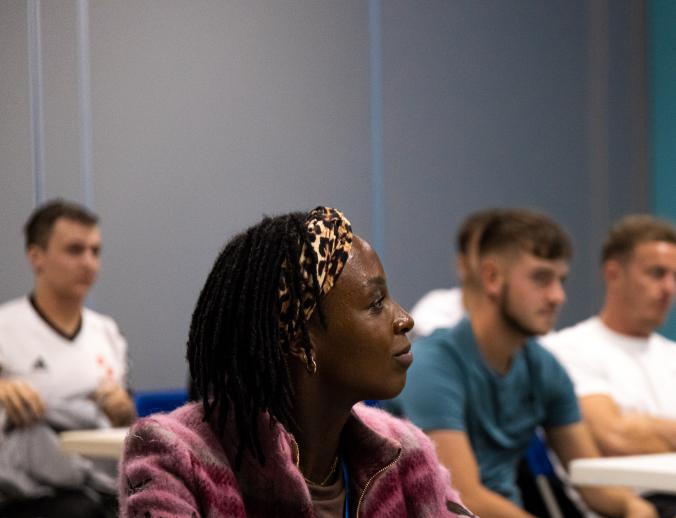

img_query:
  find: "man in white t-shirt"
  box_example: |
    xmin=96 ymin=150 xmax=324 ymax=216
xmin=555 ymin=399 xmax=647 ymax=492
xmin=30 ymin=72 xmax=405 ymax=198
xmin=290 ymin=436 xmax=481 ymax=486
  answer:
xmin=0 ymin=199 xmax=136 ymax=517
xmin=544 ymin=214 xmax=676 ymax=516
xmin=410 ymin=209 xmax=504 ymax=338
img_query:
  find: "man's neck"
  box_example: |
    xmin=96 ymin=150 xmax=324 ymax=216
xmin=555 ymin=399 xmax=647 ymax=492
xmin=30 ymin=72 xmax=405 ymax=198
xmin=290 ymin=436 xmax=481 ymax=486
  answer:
xmin=461 ymin=286 xmax=480 ymax=316
xmin=470 ymin=307 xmax=528 ymax=374
xmin=599 ymin=305 xmax=651 ymax=338
xmin=32 ymin=287 xmax=83 ymax=336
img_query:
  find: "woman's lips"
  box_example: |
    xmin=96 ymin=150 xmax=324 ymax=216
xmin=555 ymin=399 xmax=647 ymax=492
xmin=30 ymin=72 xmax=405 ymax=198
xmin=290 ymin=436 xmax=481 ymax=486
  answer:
xmin=393 ymin=345 xmax=413 ymax=369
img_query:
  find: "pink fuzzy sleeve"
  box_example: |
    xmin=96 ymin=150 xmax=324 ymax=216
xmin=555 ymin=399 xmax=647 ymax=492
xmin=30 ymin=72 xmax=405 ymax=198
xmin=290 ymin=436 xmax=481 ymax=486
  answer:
xmin=118 ymin=418 xmax=202 ymax=518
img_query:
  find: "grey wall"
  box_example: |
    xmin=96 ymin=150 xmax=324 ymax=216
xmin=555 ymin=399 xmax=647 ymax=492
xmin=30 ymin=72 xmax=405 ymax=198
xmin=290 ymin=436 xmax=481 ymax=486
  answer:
xmin=380 ymin=0 xmax=648 ymax=328
xmin=0 ymin=1 xmax=33 ymax=298
xmin=0 ymin=0 xmax=647 ymax=390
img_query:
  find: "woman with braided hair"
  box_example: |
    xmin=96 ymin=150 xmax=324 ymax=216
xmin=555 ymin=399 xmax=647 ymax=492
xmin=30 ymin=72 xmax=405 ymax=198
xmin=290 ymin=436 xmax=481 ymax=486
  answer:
xmin=119 ymin=207 xmax=472 ymax=518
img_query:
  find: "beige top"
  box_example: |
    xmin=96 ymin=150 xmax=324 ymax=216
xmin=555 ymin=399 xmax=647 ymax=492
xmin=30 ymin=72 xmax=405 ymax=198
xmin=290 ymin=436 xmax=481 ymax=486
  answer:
xmin=307 ymin=472 xmax=345 ymax=518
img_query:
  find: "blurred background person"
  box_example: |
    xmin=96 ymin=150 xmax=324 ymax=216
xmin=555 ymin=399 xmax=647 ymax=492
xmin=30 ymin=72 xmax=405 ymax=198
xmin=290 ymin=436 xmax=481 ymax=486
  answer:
xmin=544 ymin=214 xmax=676 ymax=518
xmin=0 ymin=199 xmax=135 ymax=518
xmin=386 ymin=209 xmax=656 ymax=518
xmin=410 ymin=208 xmax=504 ymax=339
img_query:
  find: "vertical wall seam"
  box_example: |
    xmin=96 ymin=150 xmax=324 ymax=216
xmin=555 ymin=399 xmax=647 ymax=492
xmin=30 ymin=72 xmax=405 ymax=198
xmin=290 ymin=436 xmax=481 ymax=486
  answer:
xmin=76 ymin=0 xmax=97 ymax=310
xmin=629 ymin=0 xmax=649 ymax=212
xmin=27 ymin=0 xmax=45 ymax=206
xmin=586 ymin=0 xmax=610 ymax=315
xmin=77 ymin=0 xmax=94 ymax=210
xmin=368 ymin=0 xmax=384 ymax=259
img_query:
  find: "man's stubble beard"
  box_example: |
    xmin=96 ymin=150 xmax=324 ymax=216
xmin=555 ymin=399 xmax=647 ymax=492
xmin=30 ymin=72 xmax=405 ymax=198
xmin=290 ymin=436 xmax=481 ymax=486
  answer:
xmin=498 ymin=283 xmax=541 ymax=338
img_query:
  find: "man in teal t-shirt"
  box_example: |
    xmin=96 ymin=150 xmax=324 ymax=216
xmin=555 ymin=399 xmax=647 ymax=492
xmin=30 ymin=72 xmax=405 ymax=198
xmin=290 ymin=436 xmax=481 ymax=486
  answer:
xmin=386 ymin=209 xmax=656 ymax=518
xmin=388 ymin=319 xmax=579 ymax=504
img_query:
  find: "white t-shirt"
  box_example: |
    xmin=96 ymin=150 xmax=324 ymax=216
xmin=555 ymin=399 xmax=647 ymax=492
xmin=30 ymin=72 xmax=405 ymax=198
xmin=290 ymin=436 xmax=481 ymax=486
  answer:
xmin=409 ymin=287 xmax=465 ymax=339
xmin=542 ymin=316 xmax=676 ymax=418
xmin=0 ymin=297 xmax=128 ymax=406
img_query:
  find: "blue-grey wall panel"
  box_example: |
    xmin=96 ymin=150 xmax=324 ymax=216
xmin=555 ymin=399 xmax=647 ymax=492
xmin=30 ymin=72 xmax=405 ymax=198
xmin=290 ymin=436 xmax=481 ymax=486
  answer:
xmin=89 ymin=1 xmax=371 ymax=390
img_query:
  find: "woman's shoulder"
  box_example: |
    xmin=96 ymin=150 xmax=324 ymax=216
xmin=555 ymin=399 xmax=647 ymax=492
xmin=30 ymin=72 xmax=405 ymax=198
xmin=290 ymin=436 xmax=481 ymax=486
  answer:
xmin=125 ymin=402 xmax=227 ymax=465
xmin=130 ymin=401 xmax=205 ymax=432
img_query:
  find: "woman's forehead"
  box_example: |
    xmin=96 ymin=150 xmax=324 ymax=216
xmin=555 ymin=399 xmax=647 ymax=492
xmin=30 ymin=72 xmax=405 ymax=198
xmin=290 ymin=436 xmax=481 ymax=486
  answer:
xmin=338 ymin=236 xmax=384 ymax=287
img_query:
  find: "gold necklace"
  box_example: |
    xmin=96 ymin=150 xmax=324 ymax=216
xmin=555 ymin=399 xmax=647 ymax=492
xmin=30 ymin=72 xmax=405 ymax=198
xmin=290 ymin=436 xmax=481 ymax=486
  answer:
xmin=302 ymin=455 xmax=339 ymax=487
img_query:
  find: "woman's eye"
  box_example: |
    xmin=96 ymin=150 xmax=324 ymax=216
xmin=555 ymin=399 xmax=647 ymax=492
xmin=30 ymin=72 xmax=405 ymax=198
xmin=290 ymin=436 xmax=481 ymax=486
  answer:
xmin=369 ymin=296 xmax=385 ymax=311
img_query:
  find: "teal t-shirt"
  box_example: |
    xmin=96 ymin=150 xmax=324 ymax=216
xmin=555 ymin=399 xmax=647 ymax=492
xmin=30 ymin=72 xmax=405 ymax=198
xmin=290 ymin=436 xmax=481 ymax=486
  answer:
xmin=383 ymin=318 xmax=580 ymax=503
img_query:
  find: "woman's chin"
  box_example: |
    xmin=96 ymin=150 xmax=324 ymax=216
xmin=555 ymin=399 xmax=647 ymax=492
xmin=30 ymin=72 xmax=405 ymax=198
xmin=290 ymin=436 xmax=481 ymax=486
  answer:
xmin=365 ymin=375 xmax=407 ymax=403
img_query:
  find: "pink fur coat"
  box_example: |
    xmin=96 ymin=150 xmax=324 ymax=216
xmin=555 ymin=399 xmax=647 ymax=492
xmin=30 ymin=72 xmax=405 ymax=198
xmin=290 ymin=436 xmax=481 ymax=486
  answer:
xmin=119 ymin=402 xmax=474 ymax=517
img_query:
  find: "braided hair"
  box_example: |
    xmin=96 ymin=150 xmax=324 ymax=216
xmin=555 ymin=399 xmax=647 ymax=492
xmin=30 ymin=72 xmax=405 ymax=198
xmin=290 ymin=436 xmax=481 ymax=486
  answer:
xmin=187 ymin=212 xmax=323 ymax=467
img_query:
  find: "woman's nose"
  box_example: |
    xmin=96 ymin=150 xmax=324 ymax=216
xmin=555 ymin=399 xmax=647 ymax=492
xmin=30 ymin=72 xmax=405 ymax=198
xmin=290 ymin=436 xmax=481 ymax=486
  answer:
xmin=394 ymin=308 xmax=414 ymax=335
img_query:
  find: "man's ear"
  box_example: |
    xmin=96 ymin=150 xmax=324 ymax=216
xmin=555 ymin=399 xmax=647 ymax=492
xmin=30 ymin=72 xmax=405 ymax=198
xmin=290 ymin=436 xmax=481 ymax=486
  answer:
xmin=479 ymin=257 xmax=502 ymax=299
xmin=26 ymin=245 xmax=44 ymax=274
xmin=602 ymin=259 xmax=622 ymax=284
xmin=456 ymin=255 xmax=469 ymax=284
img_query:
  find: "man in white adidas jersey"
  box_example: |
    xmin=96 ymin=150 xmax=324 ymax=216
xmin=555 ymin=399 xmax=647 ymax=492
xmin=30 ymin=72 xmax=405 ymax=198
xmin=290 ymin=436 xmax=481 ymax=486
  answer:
xmin=0 ymin=199 xmax=135 ymax=517
xmin=544 ymin=214 xmax=676 ymax=518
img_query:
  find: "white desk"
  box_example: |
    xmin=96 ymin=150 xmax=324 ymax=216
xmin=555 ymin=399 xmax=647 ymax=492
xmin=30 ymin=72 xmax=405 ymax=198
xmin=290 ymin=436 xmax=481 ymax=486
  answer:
xmin=59 ymin=427 xmax=129 ymax=459
xmin=570 ymin=453 xmax=676 ymax=493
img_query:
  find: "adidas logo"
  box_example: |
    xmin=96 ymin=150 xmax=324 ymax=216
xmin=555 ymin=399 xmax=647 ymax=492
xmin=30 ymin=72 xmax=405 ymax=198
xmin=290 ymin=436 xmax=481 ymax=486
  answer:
xmin=32 ymin=357 xmax=47 ymax=370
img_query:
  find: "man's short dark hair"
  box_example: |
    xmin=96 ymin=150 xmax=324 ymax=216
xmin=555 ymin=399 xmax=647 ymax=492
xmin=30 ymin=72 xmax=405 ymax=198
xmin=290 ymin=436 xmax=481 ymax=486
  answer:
xmin=478 ymin=208 xmax=573 ymax=261
xmin=24 ymin=199 xmax=98 ymax=249
xmin=456 ymin=209 xmax=508 ymax=255
xmin=601 ymin=214 xmax=676 ymax=263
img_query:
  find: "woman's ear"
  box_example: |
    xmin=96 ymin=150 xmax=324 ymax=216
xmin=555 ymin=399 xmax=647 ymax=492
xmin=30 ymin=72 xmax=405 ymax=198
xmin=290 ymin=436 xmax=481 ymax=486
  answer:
xmin=288 ymin=336 xmax=310 ymax=363
xmin=287 ymin=308 xmax=325 ymax=374
xmin=288 ymin=335 xmax=318 ymax=376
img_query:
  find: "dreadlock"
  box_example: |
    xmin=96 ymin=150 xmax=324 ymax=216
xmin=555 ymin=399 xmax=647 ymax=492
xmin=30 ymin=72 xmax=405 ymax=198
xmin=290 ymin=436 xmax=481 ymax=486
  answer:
xmin=187 ymin=212 xmax=323 ymax=468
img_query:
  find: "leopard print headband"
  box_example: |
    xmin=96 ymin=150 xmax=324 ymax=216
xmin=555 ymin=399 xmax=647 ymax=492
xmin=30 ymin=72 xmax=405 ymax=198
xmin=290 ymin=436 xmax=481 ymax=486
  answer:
xmin=278 ymin=207 xmax=353 ymax=343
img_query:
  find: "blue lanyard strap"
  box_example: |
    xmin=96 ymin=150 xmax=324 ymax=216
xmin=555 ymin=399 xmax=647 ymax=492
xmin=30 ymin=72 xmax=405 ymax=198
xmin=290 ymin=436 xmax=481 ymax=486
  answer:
xmin=341 ymin=458 xmax=350 ymax=518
